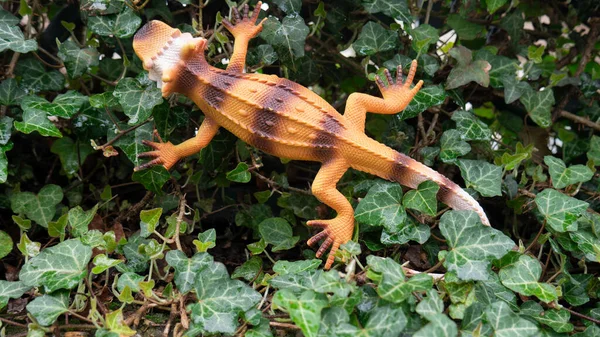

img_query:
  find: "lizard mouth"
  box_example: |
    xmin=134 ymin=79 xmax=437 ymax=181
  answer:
xmin=133 ymin=21 xmax=204 ymax=89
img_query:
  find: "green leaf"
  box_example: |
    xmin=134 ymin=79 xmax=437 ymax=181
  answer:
xmin=484 ymin=301 xmax=539 ymax=337
xmin=411 ymin=24 xmax=439 ymax=55
xmin=400 ymin=85 xmax=446 ymax=120
xmin=26 ymin=290 xmax=70 ymax=326
xmin=440 ymin=129 xmax=471 ymax=163
xmin=0 ymin=280 xmax=30 ymax=309
xmin=51 ymin=137 xmax=93 ymax=176
xmin=113 ymin=77 xmax=163 ymax=125
xmin=588 ymin=135 xmax=600 ymax=164
xmin=353 ymin=21 xmax=398 ymax=56
xmin=499 ymin=254 xmax=558 ymax=302
xmin=272 ymin=0 xmax=301 ymax=14
xmin=232 ymin=256 xmax=263 ymax=281
xmin=355 ymin=180 xmax=406 ymax=233
xmin=0 ymin=142 xmax=11 ymax=183
xmin=457 ymin=159 xmax=502 ymax=197
xmin=258 ymin=217 xmax=299 ymax=251
xmin=89 ymin=91 xmax=119 ymax=109
xmin=414 ymin=313 xmax=458 ymax=337
xmin=520 ymin=88 xmax=554 ymax=128
xmin=111 ymin=122 xmax=153 ymax=167
xmin=0 ymin=230 xmax=13 ymax=259
xmin=68 ymin=204 xmax=98 ymax=237
xmin=0 ymin=78 xmax=25 ymax=105
xmin=247 ymin=44 xmax=279 ymax=67
xmin=260 ymin=15 xmax=309 ymax=63
xmin=561 ymin=274 xmax=593 ymax=306
xmin=544 ymin=156 xmax=593 ymax=189
xmin=402 ymin=180 xmax=439 ymax=216
xmin=416 ymin=289 xmax=444 ymax=316
xmin=272 ymin=290 xmax=328 ymax=337
xmin=451 ymin=110 xmax=492 ymax=141
xmin=446 ymin=46 xmax=491 ymax=89
xmin=535 ymin=189 xmax=588 ymax=232
xmin=380 ymin=217 xmax=430 ymax=245
xmin=0 ymin=19 xmax=37 ymax=53
xmin=105 ymin=308 xmax=136 ymax=336
xmin=486 ymin=0 xmax=508 ymax=13
xmin=226 ymin=162 xmax=251 ymax=183
xmin=166 ymin=251 xmax=213 ymax=294
xmin=92 ymin=254 xmax=123 ymax=274
xmin=48 ymin=214 xmax=68 ymax=240
xmin=15 ymin=96 xmax=62 ymax=138
xmin=88 ymin=7 xmax=141 ymax=38
xmin=15 ymin=58 xmax=64 ymax=93
xmin=26 ymin=90 xmax=88 ymax=118
xmin=527 ymin=45 xmax=545 ymax=64
xmin=17 ymin=233 xmax=40 ymax=257
xmin=569 ymin=229 xmax=600 ymax=262
xmin=447 ymin=14 xmax=484 ymax=40
xmin=440 ymin=210 xmax=514 ymax=281
xmin=475 ymin=50 xmax=518 ymax=88
xmin=193 ymin=228 xmax=216 ymax=252
xmin=132 ymin=166 xmax=170 ymax=193
xmin=273 ymin=259 xmax=322 ymax=275
xmin=57 ymin=39 xmax=99 ymax=78
xmin=367 ymin=256 xmax=433 ymax=303
xmin=535 ymin=309 xmax=573 ymax=333
xmin=502 ymin=76 xmax=531 ymax=104
xmin=139 ymin=208 xmax=162 ymax=238
xmin=10 ymin=184 xmax=64 ymax=227
xmin=20 ymin=239 xmax=92 ymax=292
xmin=363 ymin=0 xmax=411 ymax=21
xmin=357 ymin=301 xmax=408 ymax=337
xmin=189 ymin=262 xmax=262 ymax=334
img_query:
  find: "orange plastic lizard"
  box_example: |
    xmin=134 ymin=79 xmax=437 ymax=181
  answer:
xmin=132 ymin=2 xmax=490 ymax=269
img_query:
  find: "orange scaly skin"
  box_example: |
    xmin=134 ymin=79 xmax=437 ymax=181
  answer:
xmin=132 ymin=2 xmax=490 ymax=269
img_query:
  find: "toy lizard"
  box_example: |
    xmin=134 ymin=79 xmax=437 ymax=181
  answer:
xmin=132 ymin=2 xmax=490 ymax=269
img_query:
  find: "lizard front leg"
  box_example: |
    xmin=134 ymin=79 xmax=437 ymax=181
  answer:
xmin=344 ymin=60 xmax=424 ymax=130
xmin=135 ymin=117 xmax=219 ymax=171
xmin=222 ymin=2 xmax=266 ymax=73
xmin=306 ymin=160 xmax=353 ymax=269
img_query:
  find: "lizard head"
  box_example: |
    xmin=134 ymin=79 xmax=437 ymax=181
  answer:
xmin=133 ymin=21 xmax=207 ymax=92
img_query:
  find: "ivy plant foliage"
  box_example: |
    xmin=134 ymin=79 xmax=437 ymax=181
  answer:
xmin=1 ymin=0 xmax=600 ymax=335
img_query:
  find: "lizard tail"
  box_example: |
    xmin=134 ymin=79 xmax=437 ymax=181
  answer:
xmin=345 ymin=137 xmax=490 ymax=226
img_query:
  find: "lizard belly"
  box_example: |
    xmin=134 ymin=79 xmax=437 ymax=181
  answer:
xmin=188 ymin=69 xmax=348 ymax=162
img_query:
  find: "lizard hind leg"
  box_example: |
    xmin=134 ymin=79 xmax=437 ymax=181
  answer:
xmin=306 ymin=160 xmax=353 ymax=269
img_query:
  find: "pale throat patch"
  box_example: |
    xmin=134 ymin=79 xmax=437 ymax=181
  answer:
xmin=146 ymin=32 xmax=201 ymax=88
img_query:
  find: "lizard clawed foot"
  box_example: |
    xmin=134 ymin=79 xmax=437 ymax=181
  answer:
xmin=375 ymin=60 xmax=424 ymax=105
xmin=134 ymin=131 xmax=180 ymax=171
xmin=222 ymin=1 xmax=266 ymax=40
xmin=306 ymin=216 xmax=354 ymax=269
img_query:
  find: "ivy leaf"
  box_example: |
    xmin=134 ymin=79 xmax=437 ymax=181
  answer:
xmin=272 ymin=0 xmax=301 ymax=14
xmin=50 ymin=137 xmax=93 ymax=176
xmin=226 ymin=162 xmax=251 ymax=183
xmin=88 ymin=8 xmax=141 ymax=38
xmin=451 ymin=110 xmax=492 ymax=141
xmin=15 ymin=96 xmax=62 ymax=138
xmin=487 ymin=0 xmax=508 ymax=13
xmin=588 ymin=135 xmax=600 ymax=164
xmin=568 ymin=229 xmax=600 ymax=262
xmin=367 ymin=256 xmax=433 ymax=303
xmin=111 ymin=122 xmax=153 ymax=167
xmin=113 ymin=77 xmax=163 ymax=125
xmin=402 ymin=180 xmax=439 ymax=216
xmin=273 ymin=259 xmax=322 ymax=275
xmin=193 ymin=228 xmax=217 ymax=252
xmin=19 ymin=239 xmax=92 ymax=292
xmin=544 ymin=156 xmax=593 ymax=189
xmin=440 ymin=210 xmax=514 ymax=281
xmin=358 ymin=301 xmax=408 ymax=337
xmin=105 ymin=308 xmax=136 ymax=336
xmin=68 ymin=204 xmax=99 ymax=237
xmin=165 ymin=251 xmax=213 ymax=294
xmin=0 ymin=230 xmax=13 ymax=259
xmin=535 ymin=189 xmax=588 ymax=232
xmin=381 ymin=217 xmax=430 ymax=245
xmin=414 ymin=313 xmax=458 ymax=337
xmin=484 ymin=301 xmax=539 ymax=337
xmin=139 ymin=208 xmax=162 ymax=238
xmin=400 ymin=85 xmax=446 ymax=120
xmin=520 ymin=88 xmax=554 ymax=128
xmin=272 ymin=290 xmax=328 ymax=337
xmin=153 ymin=103 xmax=188 ymax=140
xmin=447 ymin=14 xmax=484 ymax=40
xmin=0 ymin=78 xmax=26 ymax=106
xmin=89 ymin=91 xmax=119 ymax=109
xmin=25 ymin=90 xmax=88 ymax=118
xmin=0 ymin=16 xmax=37 ymax=53
xmin=0 ymin=142 xmax=12 ymax=183
xmin=416 ymin=289 xmax=444 ymax=316
xmin=411 ymin=24 xmax=439 ymax=54
xmin=132 ymin=166 xmax=170 ymax=193
xmin=26 ymin=290 xmax=70 ymax=326
xmin=502 ymin=76 xmax=531 ymax=104
xmin=561 ymin=274 xmax=593 ymax=306
xmin=475 ymin=50 xmax=518 ymax=88
xmin=446 ymin=46 xmax=491 ymax=89
xmin=15 ymin=58 xmax=64 ymax=93
xmin=440 ymin=130 xmax=471 ymax=163
xmin=189 ymin=262 xmax=262 ymax=334
xmin=353 ymin=21 xmax=398 ymax=56
xmin=57 ymin=40 xmax=99 ymax=79
xmin=363 ymin=0 xmax=412 ymax=21
xmin=457 ymin=159 xmax=502 ymax=197
xmin=10 ymin=184 xmax=64 ymax=228
xmin=258 ymin=217 xmax=299 ymax=251
xmin=92 ymin=254 xmax=123 ymax=274
xmin=232 ymin=256 xmax=263 ymax=281
xmin=247 ymin=44 xmax=279 ymax=67
xmin=260 ymin=15 xmax=309 ymax=64
xmin=355 ymin=180 xmax=406 ymax=233
xmin=535 ymin=309 xmax=573 ymax=333
xmin=499 ymin=254 xmax=558 ymax=302
xmin=0 ymin=280 xmax=31 ymax=309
